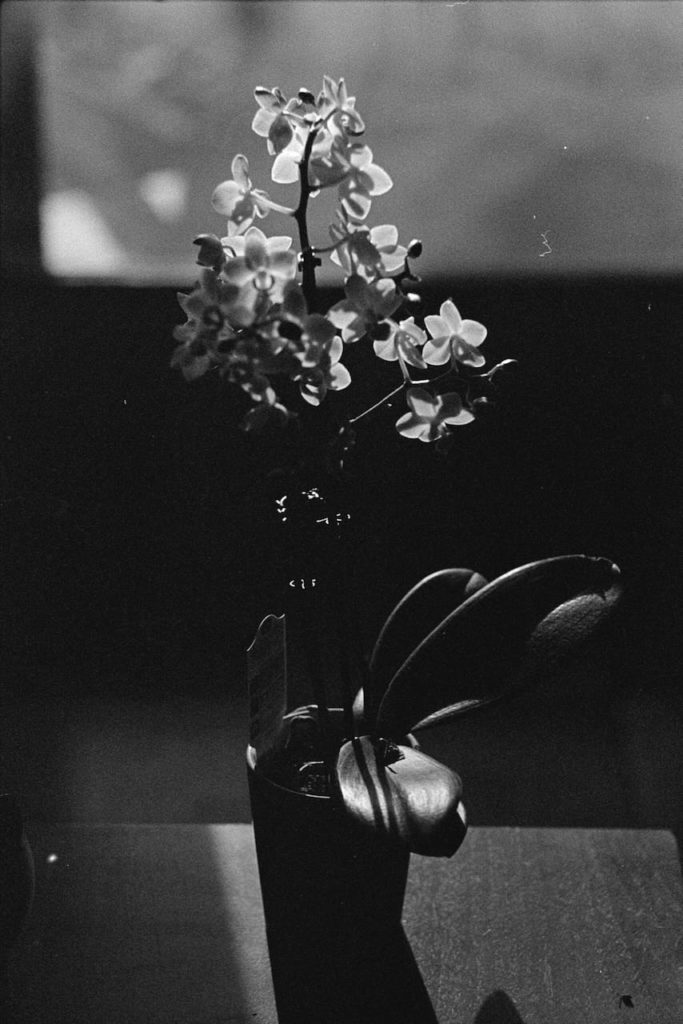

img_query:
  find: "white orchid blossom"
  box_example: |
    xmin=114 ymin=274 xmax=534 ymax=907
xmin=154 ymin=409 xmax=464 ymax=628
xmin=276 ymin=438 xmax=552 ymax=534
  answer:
xmin=212 ymin=154 xmax=293 ymax=234
xmin=173 ymin=76 xmax=505 ymax=446
xmin=423 ymin=300 xmax=488 ymax=369
xmin=329 ymin=221 xmax=407 ymax=278
xmin=328 ymin=275 xmax=402 ymax=343
xmin=395 ymin=388 xmax=474 ymax=443
xmin=223 ymin=226 xmax=298 ymax=304
xmin=373 ymin=317 xmax=427 ymax=369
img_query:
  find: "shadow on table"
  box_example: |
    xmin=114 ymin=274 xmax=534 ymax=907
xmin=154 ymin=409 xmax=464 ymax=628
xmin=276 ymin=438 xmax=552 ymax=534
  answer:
xmin=474 ymin=989 xmax=527 ymax=1024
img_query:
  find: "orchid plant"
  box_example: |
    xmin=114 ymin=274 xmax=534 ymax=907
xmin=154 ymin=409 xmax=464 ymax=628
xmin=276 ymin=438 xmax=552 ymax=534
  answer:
xmin=172 ymin=80 xmax=622 ymax=862
xmin=172 ymin=76 xmax=514 ymax=457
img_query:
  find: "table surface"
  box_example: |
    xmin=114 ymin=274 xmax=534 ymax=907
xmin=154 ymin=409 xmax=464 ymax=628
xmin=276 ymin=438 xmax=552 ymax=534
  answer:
xmin=6 ymin=824 xmax=683 ymax=1024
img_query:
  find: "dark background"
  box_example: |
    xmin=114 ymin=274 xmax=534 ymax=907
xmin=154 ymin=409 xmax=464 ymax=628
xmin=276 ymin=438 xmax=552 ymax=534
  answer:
xmin=2 ymin=273 xmax=682 ymax=831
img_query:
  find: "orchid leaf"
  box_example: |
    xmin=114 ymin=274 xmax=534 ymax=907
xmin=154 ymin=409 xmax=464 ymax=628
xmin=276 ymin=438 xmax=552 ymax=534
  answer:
xmin=375 ymin=555 xmax=623 ymax=739
xmin=336 ymin=736 xmax=467 ymax=858
xmin=359 ymin=568 xmax=488 ymax=729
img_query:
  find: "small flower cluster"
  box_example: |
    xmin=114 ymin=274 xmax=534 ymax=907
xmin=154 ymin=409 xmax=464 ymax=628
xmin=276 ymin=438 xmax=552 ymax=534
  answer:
xmin=173 ymin=77 xmax=512 ymax=445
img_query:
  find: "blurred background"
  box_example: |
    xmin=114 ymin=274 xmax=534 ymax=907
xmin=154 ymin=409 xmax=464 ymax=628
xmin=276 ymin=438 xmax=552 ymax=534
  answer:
xmin=1 ymin=1 xmax=681 ymax=832
xmin=6 ymin=0 xmax=683 ymax=280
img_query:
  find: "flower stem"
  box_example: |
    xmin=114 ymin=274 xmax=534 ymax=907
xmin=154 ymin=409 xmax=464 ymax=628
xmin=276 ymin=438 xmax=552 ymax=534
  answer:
xmin=348 ymin=382 xmax=406 ymax=425
xmin=347 ymin=365 xmax=470 ymax=428
xmin=294 ymin=128 xmax=320 ymax=311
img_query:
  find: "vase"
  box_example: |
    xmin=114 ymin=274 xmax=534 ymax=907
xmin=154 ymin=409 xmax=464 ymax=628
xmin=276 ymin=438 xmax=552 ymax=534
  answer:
xmin=259 ymin=462 xmax=365 ymax=719
xmin=247 ymin=462 xmax=437 ymax=1021
xmin=246 ymin=711 xmax=438 ymax=1024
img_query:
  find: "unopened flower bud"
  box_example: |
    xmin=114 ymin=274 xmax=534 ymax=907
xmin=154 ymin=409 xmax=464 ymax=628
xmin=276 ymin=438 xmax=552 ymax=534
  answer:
xmin=193 ymin=234 xmax=224 ymax=270
xmin=405 ymin=292 xmax=421 ymax=306
xmin=407 ymin=239 xmax=423 ymax=259
xmin=298 ymin=88 xmax=316 ymax=106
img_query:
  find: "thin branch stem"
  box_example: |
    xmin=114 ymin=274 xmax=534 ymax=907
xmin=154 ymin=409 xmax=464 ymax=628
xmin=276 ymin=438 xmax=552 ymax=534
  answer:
xmin=294 ymin=127 xmax=320 ymax=310
xmin=348 ymin=382 xmax=406 ymax=425
xmin=347 ymin=366 xmax=460 ymax=426
xmin=257 ymin=196 xmax=297 ymax=217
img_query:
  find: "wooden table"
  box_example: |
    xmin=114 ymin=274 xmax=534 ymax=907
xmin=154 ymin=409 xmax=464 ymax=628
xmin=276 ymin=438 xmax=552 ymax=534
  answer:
xmin=6 ymin=825 xmax=683 ymax=1023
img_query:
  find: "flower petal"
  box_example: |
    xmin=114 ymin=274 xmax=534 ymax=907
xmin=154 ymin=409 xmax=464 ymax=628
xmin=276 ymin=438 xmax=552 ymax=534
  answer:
xmin=344 ymin=274 xmax=370 ymax=307
xmin=328 ymin=333 xmax=344 ymax=361
xmin=231 ymin=154 xmax=251 ymax=188
xmin=398 ymin=337 xmax=427 ymax=368
xmin=373 ymin=336 xmax=398 ymax=362
xmin=251 ymin=107 xmax=274 ymax=138
xmin=424 ymin=314 xmax=448 ymax=341
xmin=406 ymin=387 xmax=437 ymax=418
xmin=269 ymin=250 xmax=298 ymax=278
xmin=254 ymin=87 xmax=281 ymax=112
xmin=341 ymin=190 xmax=372 ymax=220
xmin=329 ymin=363 xmax=351 ymax=391
xmin=459 ymin=319 xmax=487 ymax=346
xmin=395 ymin=412 xmax=427 ymax=439
xmin=268 ymin=115 xmax=294 ymax=155
xmin=271 ymin=151 xmax=301 ymax=184
xmin=399 ymin=317 xmax=426 ymax=345
xmin=282 ymin=282 xmax=307 ymax=319
xmin=371 ymin=224 xmax=398 ymax=248
xmin=366 ymin=163 xmax=393 ymax=196
xmin=422 ymin=339 xmax=452 ymax=366
xmin=211 ymin=180 xmax=242 ymax=215
xmin=452 ymin=339 xmax=486 ymax=368
xmin=439 ymin=300 xmax=462 ymax=333
xmin=379 ymin=247 xmax=407 ymax=275
xmin=244 ymin=227 xmax=268 ymax=267
xmin=326 ymin=301 xmax=357 ymax=331
xmin=307 ymin=314 xmax=337 ymax=347
xmin=222 ymin=261 xmax=255 ymax=287
xmin=264 ymin=235 xmax=293 ymax=252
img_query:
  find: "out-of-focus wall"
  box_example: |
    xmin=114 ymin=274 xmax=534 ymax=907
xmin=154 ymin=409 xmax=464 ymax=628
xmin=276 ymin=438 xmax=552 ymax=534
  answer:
xmin=16 ymin=0 xmax=682 ymax=280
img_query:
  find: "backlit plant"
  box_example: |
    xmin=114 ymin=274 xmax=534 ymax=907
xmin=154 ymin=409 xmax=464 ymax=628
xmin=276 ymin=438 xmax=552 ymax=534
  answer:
xmin=171 ymin=79 xmax=622 ymax=860
xmin=172 ymin=76 xmax=514 ymax=454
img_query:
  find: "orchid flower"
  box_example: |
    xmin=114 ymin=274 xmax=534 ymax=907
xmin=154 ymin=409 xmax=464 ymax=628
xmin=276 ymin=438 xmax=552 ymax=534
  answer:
xmin=329 ymin=220 xmax=407 ymax=278
xmin=174 ymin=75 xmax=510 ymax=449
xmin=328 ymin=274 xmax=401 ymax=343
xmin=212 ymin=155 xmax=293 ymax=234
xmin=171 ymin=268 xmax=240 ymax=380
xmin=298 ymin=334 xmax=352 ymax=406
xmin=251 ymin=87 xmax=296 ymax=155
xmin=423 ymin=300 xmax=487 ymax=369
xmin=395 ymin=387 xmax=474 ymax=443
xmin=373 ymin=317 xmax=427 ymax=369
xmin=223 ymin=226 xmax=298 ymax=304
xmin=318 ymin=75 xmax=365 ymax=137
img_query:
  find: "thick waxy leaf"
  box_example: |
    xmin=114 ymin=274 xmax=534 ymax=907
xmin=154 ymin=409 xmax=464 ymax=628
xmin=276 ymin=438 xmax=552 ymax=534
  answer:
xmin=361 ymin=568 xmax=488 ymax=728
xmin=336 ymin=736 xmax=467 ymax=858
xmin=375 ymin=555 xmax=623 ymax=739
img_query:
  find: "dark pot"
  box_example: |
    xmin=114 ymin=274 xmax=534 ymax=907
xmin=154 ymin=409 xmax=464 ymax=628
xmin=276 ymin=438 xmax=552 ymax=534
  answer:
xmin=246 ymin=714 xmax=438 ymax=1024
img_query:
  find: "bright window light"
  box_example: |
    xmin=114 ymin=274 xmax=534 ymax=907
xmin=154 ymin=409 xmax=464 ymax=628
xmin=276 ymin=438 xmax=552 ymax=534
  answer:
xmin=28 ymin=0 xmax=683 ymax=282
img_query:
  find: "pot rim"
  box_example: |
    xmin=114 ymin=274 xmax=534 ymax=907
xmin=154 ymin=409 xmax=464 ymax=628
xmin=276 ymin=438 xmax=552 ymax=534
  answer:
xmin=247 ymin=705 xmax=419 ymax=800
